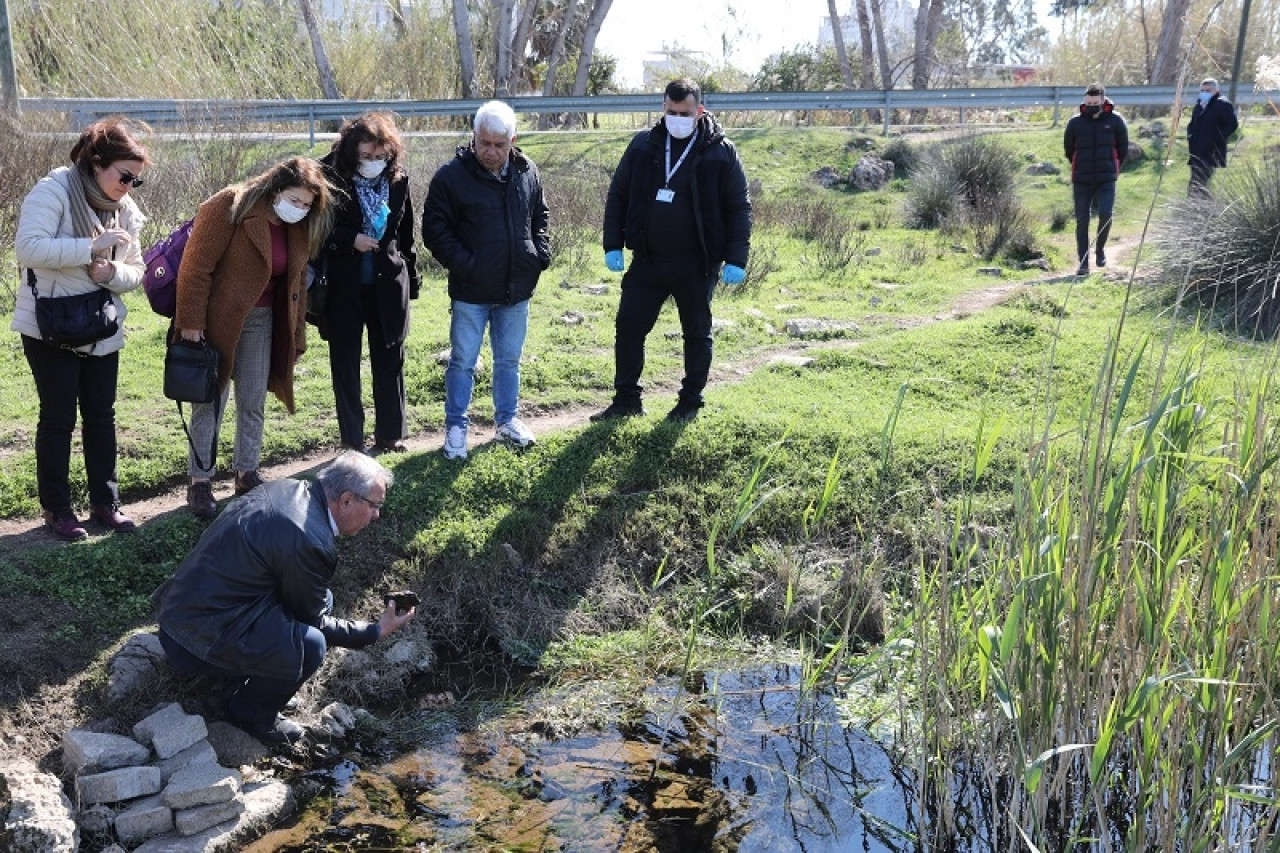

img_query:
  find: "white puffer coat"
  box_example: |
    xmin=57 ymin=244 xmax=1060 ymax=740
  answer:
xmin=11 ymin=166 xmax=146 ymax=355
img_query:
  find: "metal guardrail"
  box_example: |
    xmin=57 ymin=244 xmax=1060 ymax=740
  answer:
xmin=20 ymin=84 xmax=1278 ymax=141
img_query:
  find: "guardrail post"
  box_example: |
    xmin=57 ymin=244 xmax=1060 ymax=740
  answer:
xmin=308 ymin=106 xmax=316 ymax=148
xmin=882 ymin=90 xmax=890 ymax=136
xmin=1052 ymin=86 xmax=1061 ymax=127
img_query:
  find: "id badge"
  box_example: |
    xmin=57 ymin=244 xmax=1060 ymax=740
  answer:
xmin=656 ymin=188 xmax=675 ymax=203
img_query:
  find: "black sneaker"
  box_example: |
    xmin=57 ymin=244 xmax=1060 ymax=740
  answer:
xmin=590 ymin=401 xmax=645 ymax=422
xmin=665 ymin=401 xmax=702 ymax=423
xmin=1075 ymin=261 xmax=1090 ymax=276
xmin=1095 ymin=252 xmax=1107 ymax=268
xmin=232 ymin=713 xmax=305 ymax=747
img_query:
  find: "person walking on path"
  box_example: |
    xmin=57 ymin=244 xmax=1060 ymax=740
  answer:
xmin=1063 ymin=83 xmax=1128 ymax=276
xmin=422 ymin=100 xmax=550 ymax=461
xmin=318 ymin=112 xmax=420 ymax=454
xmin=1186 ymin=77 xmax=1239 ymax=197
xmin=592 ymin=78 xmax=752 ymax=424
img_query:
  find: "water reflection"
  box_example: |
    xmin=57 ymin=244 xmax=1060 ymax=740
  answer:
xmin=258 ymin=663 xmax=916 ymax=851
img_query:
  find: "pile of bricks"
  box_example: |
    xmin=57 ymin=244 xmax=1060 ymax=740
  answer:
xmin=64 ymin=702 xmax=291 ymax=851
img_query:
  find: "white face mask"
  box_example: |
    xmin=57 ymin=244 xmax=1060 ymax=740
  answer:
xmin=357 ymin=159 xmax=386 ymax=180
xmin=665 ymin=114 xmax=696 ymax=140
xmin=273 ymin=195 xmax=308 ymax=224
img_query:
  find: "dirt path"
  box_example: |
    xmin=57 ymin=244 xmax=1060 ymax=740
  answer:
xmin=0 ymin=246 xmax=1137 ymax=551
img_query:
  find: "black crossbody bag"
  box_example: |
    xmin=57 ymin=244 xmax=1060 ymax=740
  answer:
xmin=28 ymin=269 xmax=118 ymax=350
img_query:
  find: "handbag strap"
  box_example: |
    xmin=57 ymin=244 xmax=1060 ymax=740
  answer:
xmin=176 ymin=395 xmax=220 ymax=473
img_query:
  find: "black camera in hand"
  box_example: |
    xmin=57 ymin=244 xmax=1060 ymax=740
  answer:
xmin=384 ymin=590 xmax=421 ymax=615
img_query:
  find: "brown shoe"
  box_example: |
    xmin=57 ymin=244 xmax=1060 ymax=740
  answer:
xmin=43 ymin=508 xmax=87 ymax=541
xmin=234 ymin=470 xmax=265 ymax=496
xmin=187 ymin=481 xmax=217 ymax=519
xmin=91 ymin=503 xmax=137 ymax=532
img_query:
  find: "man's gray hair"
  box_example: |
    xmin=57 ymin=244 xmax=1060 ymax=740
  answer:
xmin=474 ymin=100 xmax=517 ymax=139
xmin=316 ymin=450 xmax=394 ymax=502
xmin=1202 ymin=77 xmax=1219 ymax=89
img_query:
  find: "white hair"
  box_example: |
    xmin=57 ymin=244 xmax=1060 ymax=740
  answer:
xmin=316 ymin=450 xmax=393 ymax=502
xmin=1201 ymin=77 xmax=1219 ymax=90
xmin=474 ymin=100 xmax=517 ymax=139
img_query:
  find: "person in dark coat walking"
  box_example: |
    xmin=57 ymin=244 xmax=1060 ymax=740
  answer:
xmin=591 ymin=78 xmax=752 ymax=424
xmin=318 ymin=113 xmax=420 ymax=453
xmin=1187 ymin=77 xmax=1239 ymax=197
xmin=422 ymin=100 xmax=550 ymax=461
xmin=1063 ymin=83 xmax=1128 ymax=275
xmin=155 ymin=451 xmax=414 ymax=746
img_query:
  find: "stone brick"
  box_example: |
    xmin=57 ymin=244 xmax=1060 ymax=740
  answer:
xmin=174 ymin=798 xmax=244 ymax=836
xmin=76 ymin=766 xmax=162 ymax=804
xmin=162 ymin=763 xmax=241 ymax=810
xmin=62 ymin=729 xmax=150 ymax=776
xmin=113 ymin=794 xmax=174 ymax=844
xmin=133 ymin=703 xmax=208 ymax=759
xmin=155 ymin=740 xmax=218 ymax=784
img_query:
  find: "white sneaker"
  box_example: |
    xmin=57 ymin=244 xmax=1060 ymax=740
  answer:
xmin=443 ymin=425 xmax=468 ymax=460
xmin=496 ymin=417 xmax=536 ymax=448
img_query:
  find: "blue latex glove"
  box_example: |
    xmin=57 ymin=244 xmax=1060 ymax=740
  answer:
xmin=722 ymin=264 xmax=746 ymax=285
xmin=605 ymin=250 xmax=625 ymax=272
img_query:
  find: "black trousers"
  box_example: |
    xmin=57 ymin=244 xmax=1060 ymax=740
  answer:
xmin=1188 ymin=157 xmax=1217 ymax=197
xmin=612 ymin=255 xmax=717 ymax=406
xmin=22 ymin=334 xmax=121 ymax=511
xmin=327 ymin=286 xmax=407 ymax=447
xmin=1073 ymin=180 xmax=1116 ymax=262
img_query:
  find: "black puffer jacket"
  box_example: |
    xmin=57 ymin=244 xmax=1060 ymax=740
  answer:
xmin=603 ymin=112 xmax=752 ymax=276
xmin=319 ymin=151 xmax=419 ymax=347
xmin=154 ymin=480 xmax=379 ymax=682
xmin=1187 ymin=93 xmax=1239 ymax=167
xmin=421 ymin=145 xmax=550 ymax=305
xmin=1064 ymin=99 xmax=1129 ymax=185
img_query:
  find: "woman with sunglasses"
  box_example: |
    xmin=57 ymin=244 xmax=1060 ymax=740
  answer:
xmin=174 ymin=157 xmax=334 ymax=519
xmin=12 ymin=117 xmax=150 ymax=540
xmin=317 ymin=112 xmax=419 ymax=453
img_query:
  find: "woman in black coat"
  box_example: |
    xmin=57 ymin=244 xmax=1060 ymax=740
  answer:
xmin=319 ymin=112 xmax=419 ymax=452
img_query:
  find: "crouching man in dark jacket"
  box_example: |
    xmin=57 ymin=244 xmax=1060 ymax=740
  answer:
xmin=155 ymin=450 xmax=414 ymax=746
xmin=422 ymin=100 xmax=550 ymax=461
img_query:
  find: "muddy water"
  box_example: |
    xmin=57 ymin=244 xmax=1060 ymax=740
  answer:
xmin=251 ymin=664 xmax=916 ymax=851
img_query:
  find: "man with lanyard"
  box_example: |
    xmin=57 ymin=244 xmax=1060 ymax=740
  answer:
xmin=592 ymin=77 xmax=752 ymax=424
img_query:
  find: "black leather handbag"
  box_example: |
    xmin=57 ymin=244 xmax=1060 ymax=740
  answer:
xmin=305 ymin=256 xmax=329 ymax=338
xmin=28 ymin=270 xmax=118 ymax=349
xmin=164 ymin=339 xmax=221 ymax=470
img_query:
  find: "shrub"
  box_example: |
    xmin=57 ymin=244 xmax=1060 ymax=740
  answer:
xmin=931 ymin=133 xmax=1018 ymax=210
xmin=1049 ymin=206 xmax=1072 ymax=232
xmin=880 ymin=137 xmax=920 ymax=177
xmin=1156 ymin=156 xmax=1280 ymax=337
xmin=905 ymin=161 xmax=958 ymax=228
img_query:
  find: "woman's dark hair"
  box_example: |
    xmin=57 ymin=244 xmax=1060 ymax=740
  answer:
xmin=331 ymin=112 xmax=405 ymax=177
xmin=69 ymin=117 xmax=151 ymax=175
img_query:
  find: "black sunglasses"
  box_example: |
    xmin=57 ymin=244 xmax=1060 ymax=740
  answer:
xmin=112 ymin=165 xmax=145 ymax=189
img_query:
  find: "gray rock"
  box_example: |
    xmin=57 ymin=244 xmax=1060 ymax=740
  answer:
xmin=977 ymin=267 xmax=1004 ymax=277
xmin=1127 ymin=141 xmax=1145 ymax=161
xmin=769 ymin=355 xmax=816 ymax=368
xmin=0 ymin=758 xmax=78 ymax=853
xmin=174 ymin=799 xmax=244 ymax=837
xmin=131 ymin=781 xmax=294 ymax=853
xmin=783 ymin=318 xmax=860 ymax=340
xmin=583 ymin=284 xmax=610 ymax=296
xmin=134 ymin=704 xmax=208 ymax=760
xmin=1019 ymin=258 xmax=1052 ymax=271
xmin=865 ymin=247 xmax=882 ymax=256
xmin=748 ymin=178 xmax=763 ymax=197
xmin=107 ymin=632 xmax=168 ymax=703
xmin=810 ymin=165 xmax=843 ymax=188
xmin=1025 ymin=162 xmax=1061 ymax=176
xmin=77 ymin=766 xmax=162 ymax=805
xmin=203 ymin=723 xmax=268 ymax=772
xmin=62 ymin=729 xmax=151 ymax=776
xmin=156 ymin=741 xmax=219 ymax=784
xmin=851 ymin=154 xmax=894 ymax=191
xmin=559 ymin=311 xmax=584 ymax=325
xmin=162 ymin=764 xmax=240 ymax=810
xmin=114 ymin=794 xmax=174 ymax=845
xmin=77 ymin=802 xmax=116 ymax=838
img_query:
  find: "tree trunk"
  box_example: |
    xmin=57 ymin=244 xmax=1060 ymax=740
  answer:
xmin=452 ymin=0 xmax=478 ymax=99
xmin=1149 ymin=0 xmax=1192 ymax=85
xmin=828 ymin=0 xmax=856 ymax=89
xmin=539 ymin=0 xmax=581 ymax=129
xmin=909 ymin=0 xmax=945 ymax=123
xmin=870 ymin=0 xmax=892 ymax=89
xmin=567 ymin=0 xmax=613 ymax=127
xmin=296 ymin=0 xmax=341 ymax=99
xmin=509 ymin=0 xmax=541 ymax=94
xmin=492 ymin=0 xmax=516 ymax=97
xmin=853 ymin=0 xmax=880 ymax=124
xmin=388 ymin=0 xmax=408 ymax=39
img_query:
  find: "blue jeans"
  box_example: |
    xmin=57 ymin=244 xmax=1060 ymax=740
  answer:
xmin=446 ymin=299 xmax=529 ymax=429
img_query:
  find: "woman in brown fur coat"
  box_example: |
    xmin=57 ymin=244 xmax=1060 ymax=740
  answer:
xmin=174 ymin=157 xmax=334 ymax=518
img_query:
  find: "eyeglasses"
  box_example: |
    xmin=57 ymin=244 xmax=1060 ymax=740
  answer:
xmin=112 ymin=165 xmax=145 ymax=189
xmin=353 ymin=493 xmax=384 ymax=511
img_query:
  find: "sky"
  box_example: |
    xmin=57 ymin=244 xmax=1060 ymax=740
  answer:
xmin=595 ymin=0 xmax=833 ymax=89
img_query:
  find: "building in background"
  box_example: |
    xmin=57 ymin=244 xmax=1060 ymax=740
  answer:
xmin=642 ymin=46 xmax=716 ymax=91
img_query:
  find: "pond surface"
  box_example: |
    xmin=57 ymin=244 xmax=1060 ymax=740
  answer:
xmin=251 ymin=663 xmax=917 ymax=851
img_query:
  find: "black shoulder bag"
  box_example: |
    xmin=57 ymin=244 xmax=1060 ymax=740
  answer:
xmin=163 ymin=338 xmax=221 ymax=471
xmin=305 ymin=255 xmax=330 ymax=339
xmin=28 ymin=269 xmax=118 ymax=350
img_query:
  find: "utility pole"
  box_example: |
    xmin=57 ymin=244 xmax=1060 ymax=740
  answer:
xmin=1228 ymin=0 xmax=1253 ymax=105
xmin=0 ymin=0 xmax=19 ymax=116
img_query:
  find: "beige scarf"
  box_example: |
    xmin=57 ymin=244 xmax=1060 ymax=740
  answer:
xmin=70 ymin=167 xmax=122 ymax=260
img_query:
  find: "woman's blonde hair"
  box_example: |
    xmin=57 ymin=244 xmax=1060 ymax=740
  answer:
xmin=229 ymin=157 xmax=334 ymax=257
